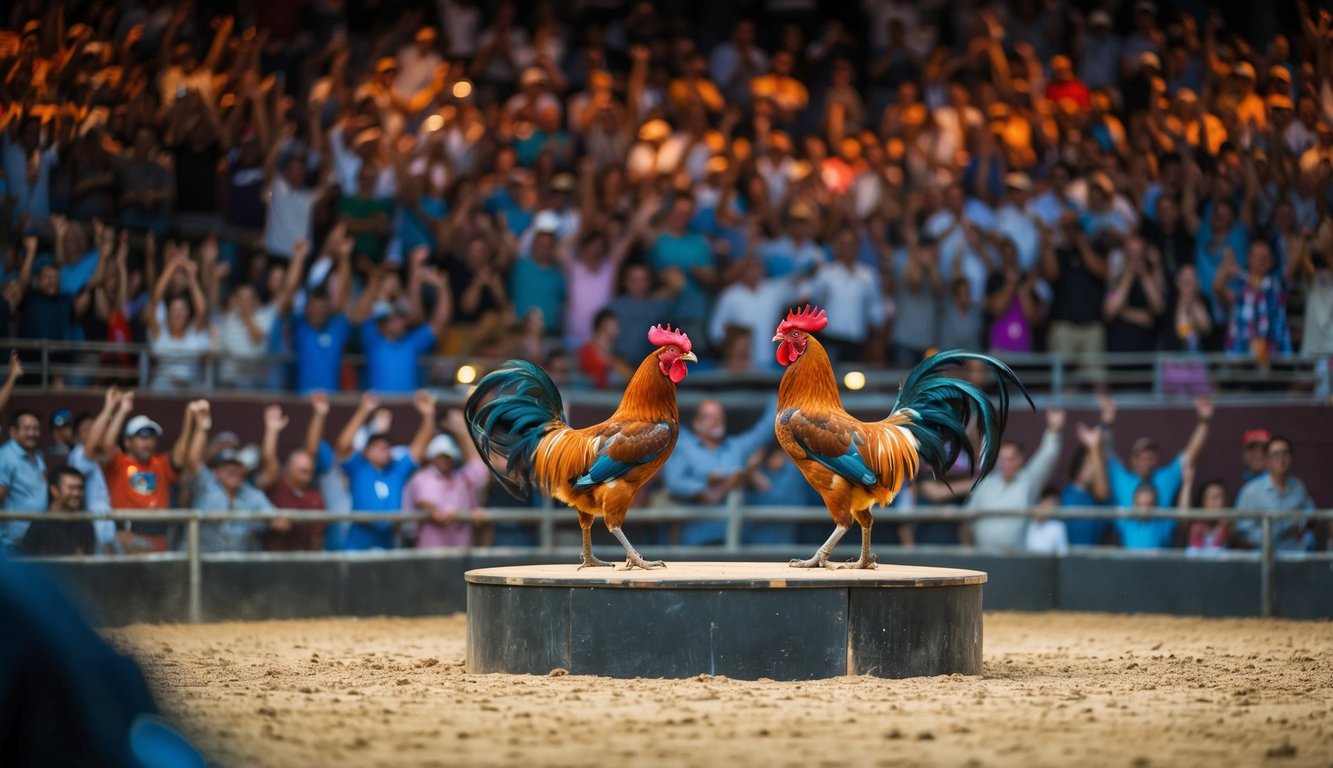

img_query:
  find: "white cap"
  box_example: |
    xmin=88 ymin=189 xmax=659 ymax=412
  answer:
xmin=533 ymin=210 xmax=561 ymax=234
xmin=124 ymin=415 xmax=163 ymax=438
xmin=427 ymin=434 xmax=461 ymax=461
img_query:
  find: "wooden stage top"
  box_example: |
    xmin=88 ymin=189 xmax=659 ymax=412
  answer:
xmin=464 ymin=561 xmax=987 ymax=589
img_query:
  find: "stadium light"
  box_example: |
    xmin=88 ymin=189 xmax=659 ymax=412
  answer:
xmin=452 ymin=80 xmax=473 ymax=99
xmin=843 ymin=370 xmax=866 ymax=391
xmin=456 ymin=364 xmax=478 ymax=385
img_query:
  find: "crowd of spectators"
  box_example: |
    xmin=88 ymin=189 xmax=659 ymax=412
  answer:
xmin=0 ymin=0 xmax=1330 ymax=394
xmin=0 ymin=1 xmax=1329 ymax=555
xmin=0 ymin=349 xmax=1324 ymax=555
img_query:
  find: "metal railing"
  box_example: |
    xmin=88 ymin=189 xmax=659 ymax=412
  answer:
xmin=3 ymin=504 xmax=1329 ymax=621
xmin=4 ymin=338 xmax=1329 ymax=400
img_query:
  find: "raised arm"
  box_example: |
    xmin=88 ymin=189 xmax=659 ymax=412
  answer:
xmin=1181 ymin=395 xmax=1212 ymax=466
xmin=1076 ymin=422 xmax=1110 ymax=502
xmin=407 ymin=389 xmax=437 ymax=466
xmin=83 ymin=385 xmax=120 ymax=460
xmin=177 ymin=400 xmax=206 ymax=474
xmin=96 ymin=390 xmax=136 ymax=462
xmin=0 ymin=351 xmax=23 ymax=417
xmin=335 ymin=392 xmax=380 ymax=460
xmin=272 ymin=238 xmax=309 ymax=317
xmin=255 ymin=404 xmax=288 ymax=492
xmin=305 ymin=392 xmax=330 ymax=460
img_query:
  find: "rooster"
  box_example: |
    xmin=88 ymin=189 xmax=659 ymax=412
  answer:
xmin=771 ymin=306 xmax=1030 ymax=569
xmin=465 ymin=325 xmax=697 ymax=569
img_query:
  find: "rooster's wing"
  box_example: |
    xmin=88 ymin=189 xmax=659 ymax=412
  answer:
xmin=571 ymin=420 xmax=675 ymax=489
xmin=778 ymin=407 xmax=878 ymax=487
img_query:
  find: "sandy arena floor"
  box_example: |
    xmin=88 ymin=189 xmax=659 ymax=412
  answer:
xmin=106 ymin=612 xmax=1332 ymax=767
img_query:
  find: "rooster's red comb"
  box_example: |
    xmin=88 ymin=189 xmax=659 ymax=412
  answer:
xmin=648 ymin=324 xmax=692 ymax=352
xmin=776 ymin=305 xmax=828 ymax=335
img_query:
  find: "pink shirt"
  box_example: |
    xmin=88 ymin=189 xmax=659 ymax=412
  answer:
xmin=401 ymin=458 xmax=490 ymax=549
xmin=563 ymin=258 xmax=617 ymax=351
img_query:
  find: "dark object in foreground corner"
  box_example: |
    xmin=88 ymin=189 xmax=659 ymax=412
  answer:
xmin=0 ymin=556 xmax=204 ymax=768
xmin=465 ymin=562 xmax=984 ymax=680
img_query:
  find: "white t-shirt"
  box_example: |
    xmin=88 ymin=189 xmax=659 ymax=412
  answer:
xmin=264 ymin=177 xmax=316 ymax=258
xmin=150 ymin=327 xmax=213 ymax=391
xmin=1025 ymin=518 xmax=1069 ymax=555
xmin=216 ymin=304 xmax=277 ymax=385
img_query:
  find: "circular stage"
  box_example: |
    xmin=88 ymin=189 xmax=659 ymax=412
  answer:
xmin=465 ymin=562 xmax=986 ymax=680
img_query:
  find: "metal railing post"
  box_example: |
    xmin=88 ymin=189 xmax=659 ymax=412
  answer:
xmin=1152 ymin=353 xmax=1164 ymax=397
xmin=1260 ymin=514 xmax=1275 ymax=618
xmin=187 ymin=516 xmax=202 ymax=623
xmin=40 ymin=345 xmax=49 ymax=388
xmin=138 ymin=348 xmax=150 ymax=386
xmin=724 ymin=490 xmax=743 ymax=553
xmin=1051 ymin=356 xmax=1064 ymax=395
xmin=539 ymin=497 xmax=556 ymax=552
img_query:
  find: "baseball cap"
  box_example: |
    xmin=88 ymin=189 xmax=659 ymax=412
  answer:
xmin=1130 ymin=437 xmax=1159 ymax=454
xmin=211 ymin=448 xmax=245 ymax=467
xmin=1243 ymin=429 xmax=1272 ymax=447
xmin=1232 ymin=61 xmax=1256 ymax=80
xmin=124 ymin=415 xmax=163 ymax=438
xmin=426 ymin=434 xmax=461 ymax=460
xmin=533 ymin=210 xmax=562 ymax=234
xmin=50 ymin=410 xmax=72 ymax=428
xmin=1004 ymin=172 xmax=1032 ymax=191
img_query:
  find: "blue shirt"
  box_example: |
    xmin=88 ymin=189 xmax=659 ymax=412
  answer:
xmin=59 ymin=250 xmax=101 ymax=296
xmin=398 ymin=197 xmax=448 ymax=254
xmin=294 ymin=314 xmax=352 ymax=393
xmin=1107 ymin=453 xmax=1183 ymax=549
xmin=509 ymin=257 xmax=566 ymax=333
xmin=649 ymin=232 xmax=714 ymax=324
xmin=341 ymin=452 xmax=418 ymax=550
xmin=188 ymin=469 xmax=275 ymax=553
xmin=1059 ymin=484 xmax=1109 ymax=546
xmin=361 ymin=321 xmax=436 ymax=393
xmin=663 ymin=399 xmax=778 ymax=546
xmin=0 ymin=440 xmax=48 ymax=544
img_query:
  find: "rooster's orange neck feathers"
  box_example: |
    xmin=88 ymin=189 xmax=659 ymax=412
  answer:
xmin=613 ymin=349 xmax=682 ymax=423
xmin=778 ymin=335 xmax=842 ymax=408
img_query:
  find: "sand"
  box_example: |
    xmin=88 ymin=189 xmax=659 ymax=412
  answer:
xmin=105 ymin=612 xmax=1333 ymax=768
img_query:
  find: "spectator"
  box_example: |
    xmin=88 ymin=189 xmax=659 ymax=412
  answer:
xmin=359 ymin=259 xmax=451 ymax=394
xmin=0 ymin=408 xmax=47 ymax=551
xmin=287 ymin=228 xmax=355 ymax=394
xmin=1104 ymin=236 xmax=1166 ymax=353
xmin=85 ymin=391 xmax=197 ymax=554
xmin=509 ymin=212 xmax=567 ymax=336
xmin=937 ymin=276 xmax=983 ymax=352
xmin=648 ymin=196 xmax=717 ymax=337
xmin=1059 ymin=422 xmax=1111 ymax=547
xmin=115 ymin=126 xmax=174 ymax=236
xmin=742 ymin=446 xmax=818 ymax=545
xmin=983 ymin=238 xmax=1042 ymax=355
xmin=1041 ymin=215 xmax=1108 ymax=382
xmin=1240 ymin=429 xmax=1272 ymax=484
xmin=20 ymin=467 xmax=95 ymax=556
xmin=2 ymin=113 xmax=60 ymax=227
xmin=257 ymin=405 xmax=326 ymax=552
xmin=965 ymin=408 xmax=1063 ymax=551
xmin=890 ymin=229 xmax=942 ymax=367
xmin=45 ymin=409 xmax=75 ymax=466
xmin=1234 ymin=436 xmax=1316 ymax=551
xmin=1024 ymin=486 xmax=1069 ymax=556
xmin=578 ymin=309 xmax=635 ymax=389
xmin=607 ymin=262 xmax=682 ymax=364
xmin=145 ymin=243 xmax=211 ymax=392
xmin=805 ymin=229 xmax=883 ymax=363
xmin=708 ymin=254 xmax=802 ymax=370
xmin=338 ymin=163 xmax=395 ymax=270
xmin=333 ymin=390 xmax=436 ymax=550
xmin=183 ymin=401 xmax=276 ymax=553
xmin=1116 ymin=482 xmax=1175 ymax=549
xmin=1161 ymin=264 xmax=1214 ymax=353
xmin=1181 ymin=465 xmax=1229 ymax=556
xmin=401 ymin=409 xmax=489 ymax=549
xmin=1216 ymin=240 xmax=1292 ymax=361
xmin=1099 ymin=394 xmax=1213 ymax=548
xmin=663 ymin=397 xmax=777 ymax=546
xmin=215 ymin=238 xmax=302 ymax=390
xmin=15 ymin=236 xmax=78 ymax=353
xmin=68 ymin=387 xmax=117 ymax=553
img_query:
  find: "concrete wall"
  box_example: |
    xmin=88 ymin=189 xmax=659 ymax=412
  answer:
xmin=26 ymin=549 xmax=1332 ymax=626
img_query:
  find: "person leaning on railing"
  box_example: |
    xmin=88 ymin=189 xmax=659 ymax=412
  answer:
xmin=1233 ymin=436 xmax=1317 ymax=551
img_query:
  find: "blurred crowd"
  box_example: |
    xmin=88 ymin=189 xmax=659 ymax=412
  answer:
xmin=0 ymin=0 xmax=1330 ymax=396
xmin=0 ymin=352 xmax=1324 ymax=556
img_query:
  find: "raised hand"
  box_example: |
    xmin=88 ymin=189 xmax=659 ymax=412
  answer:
xmin=443 ymin=408 xmax=467 ymax=435
xmin=1075 ymin=422 xmax=1101 ymax=450
xmin=1045 ymin=408 xmax=1066 ymax=433
xmin=309 ymin=391 xmax=330 ymax=417
xmin=1195 ymin=395 xmax=1214 ymax=421
xmin=1098 ymin=393 xmax=1116 ymax=426
xmin=264 ymin=405 xmax=289 ymax=433
xmin=6 ymin=350 xmax=21 ymax=382
xmin=359 ymin=391 xmax=382 ymax=413
xmin=413 ymin=389 xmax=437 ymax=417
xmin=120 ymin=390 xmax=136 ymax=413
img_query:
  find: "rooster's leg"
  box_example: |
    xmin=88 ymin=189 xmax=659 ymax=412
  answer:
xmin=609 ymin=526 xmax=665 ymax=570
xmin=833 ymin=512 xmax=878 ymax=569
xmin=576 ymin=512 xmax=614 ymax=569
xmin=789 ymin=524 xmax=848 ymax=569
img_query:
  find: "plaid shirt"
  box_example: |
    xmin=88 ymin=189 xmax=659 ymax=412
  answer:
xmin=1224 ymin=274 xmax=1292 ymax=356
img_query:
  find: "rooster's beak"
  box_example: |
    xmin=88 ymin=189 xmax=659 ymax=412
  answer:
xmin=681 ymin=351 xmax=698 ymax=363
xmin=771 ymin=334 xmax=783 ymax=342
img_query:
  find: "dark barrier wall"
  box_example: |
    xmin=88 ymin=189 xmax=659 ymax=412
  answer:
xmin=26 ymin=549 xmax=1332 ymax=627
xmin=11 ymin=392 xmax=1333 ymax=503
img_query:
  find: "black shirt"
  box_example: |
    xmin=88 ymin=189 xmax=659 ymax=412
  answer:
xmin=19 ymin=292 xmax=74 ymax=341
xmin=1048 ymin=246 xmax=1106 ymax=325
xmin=21 ymin=518 xmax=96 ymax=556
xmin=171 ymin=140 xmax=224 ymax=215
